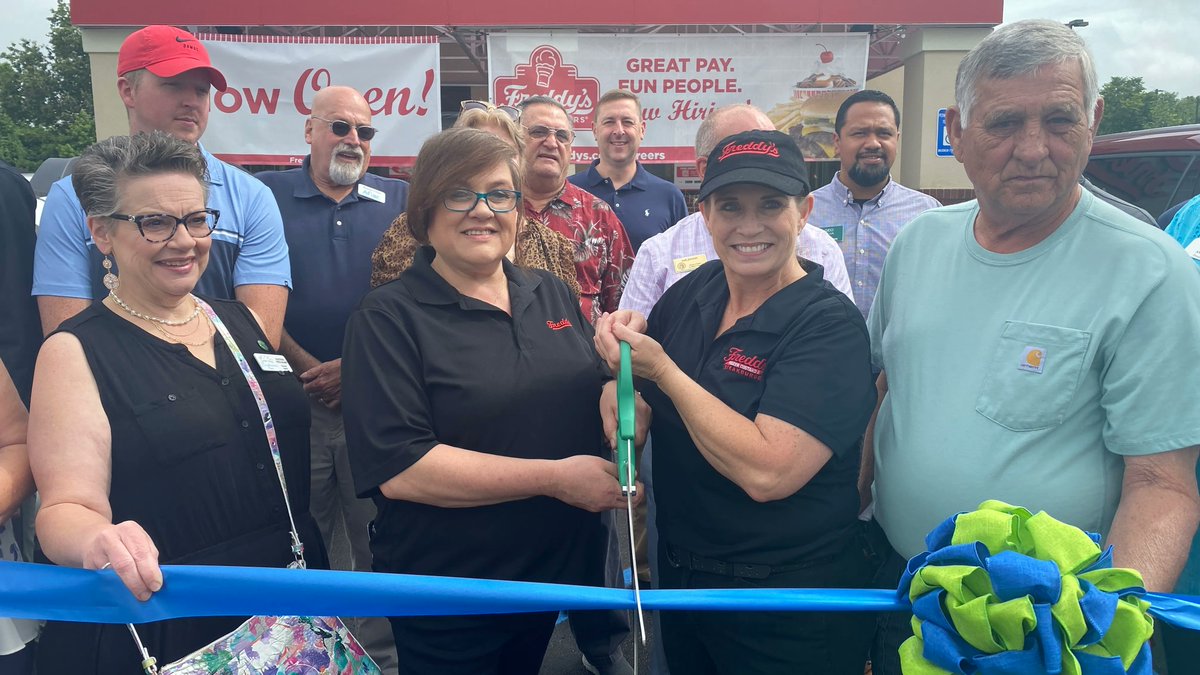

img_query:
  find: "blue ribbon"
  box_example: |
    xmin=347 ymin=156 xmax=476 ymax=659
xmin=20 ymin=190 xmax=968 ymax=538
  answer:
xmin=0 ymin=561 xmax=1197 ymax=629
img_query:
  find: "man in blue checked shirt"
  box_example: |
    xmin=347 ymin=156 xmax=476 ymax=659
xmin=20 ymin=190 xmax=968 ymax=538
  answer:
xmin=808 ymin=90 xmax=940 ymax=318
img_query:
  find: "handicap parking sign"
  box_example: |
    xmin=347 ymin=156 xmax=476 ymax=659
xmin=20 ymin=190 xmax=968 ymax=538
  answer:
xmin=936 ymin=108 xmax=953 ymax=157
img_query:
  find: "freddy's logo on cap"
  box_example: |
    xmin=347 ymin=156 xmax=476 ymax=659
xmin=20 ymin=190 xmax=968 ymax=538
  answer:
xmin=718 ymin=140 xmax=780 ymax=162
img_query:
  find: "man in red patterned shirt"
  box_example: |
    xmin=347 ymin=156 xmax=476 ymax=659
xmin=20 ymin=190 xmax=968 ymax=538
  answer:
xmin=518 ymin=96 xmax=634 ymax=325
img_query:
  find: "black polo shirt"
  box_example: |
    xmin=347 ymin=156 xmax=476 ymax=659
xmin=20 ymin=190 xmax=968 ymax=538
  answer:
xmin=644 ymin=258 xmax=876 ymax=566
xmin=341 ymin=246 xmax=608 ymax=584
xmin=257 ymin=159 xmax=409 ymax=362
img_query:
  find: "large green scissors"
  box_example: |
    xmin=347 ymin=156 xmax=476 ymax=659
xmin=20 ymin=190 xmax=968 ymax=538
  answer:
xmin=616 ymin=341 xmax=647 ymax=657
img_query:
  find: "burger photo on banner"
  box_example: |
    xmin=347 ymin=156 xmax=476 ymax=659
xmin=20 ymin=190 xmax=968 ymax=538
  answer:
xmin=766 ymin=43 xmax=862 ymax=160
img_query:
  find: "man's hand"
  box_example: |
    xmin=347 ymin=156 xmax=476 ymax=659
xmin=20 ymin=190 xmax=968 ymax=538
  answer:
xmin=300 ymin=358 xmax=342 ymax=409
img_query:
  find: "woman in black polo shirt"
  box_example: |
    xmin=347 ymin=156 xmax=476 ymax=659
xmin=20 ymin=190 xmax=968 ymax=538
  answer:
xmin=341 ymin=127 xmax=636 ymax=674
xmin=595 ymin=130 xmax=877 ymax=674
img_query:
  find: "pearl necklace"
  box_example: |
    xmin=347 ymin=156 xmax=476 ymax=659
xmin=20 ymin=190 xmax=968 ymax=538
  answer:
xmin=109 ymin=291 xmax=200 ymax=326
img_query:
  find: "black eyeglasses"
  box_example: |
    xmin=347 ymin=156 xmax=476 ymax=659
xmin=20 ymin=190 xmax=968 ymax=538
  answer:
xmin=460 ymin=100 xmax=520 ymax=121
xmin=522 ymin=124 xmax=575 ymax=144
xmin=311 ymin=116 xmax=377 ymax=141
xmin=108 ymin=209 xmax=221 ymax=243
xmin=443 ymin=189 xmax=522 ymax=213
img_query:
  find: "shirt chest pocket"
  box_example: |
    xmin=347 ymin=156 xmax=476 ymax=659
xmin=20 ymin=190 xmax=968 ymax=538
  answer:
xmin=132 ymin=387 xmax=229 ymax=465
xmin=975 ymin=322 xmax=1091 ymax=431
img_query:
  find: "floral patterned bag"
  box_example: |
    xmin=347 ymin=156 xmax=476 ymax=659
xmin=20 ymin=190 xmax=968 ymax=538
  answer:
xmin=127 ymin=300 xmax=380 ymax=675
xmin=160 ymin=616 xmax=380 ymax=674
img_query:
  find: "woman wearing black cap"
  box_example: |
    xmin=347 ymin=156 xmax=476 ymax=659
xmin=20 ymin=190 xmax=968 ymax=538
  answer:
xmin=594 ymin=129 xmax=877 ymax=674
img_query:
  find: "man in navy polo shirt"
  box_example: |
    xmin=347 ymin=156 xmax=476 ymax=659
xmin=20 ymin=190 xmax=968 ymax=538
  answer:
xmin=257 ymin=85 xmax=406 ymax=674
xmin=570 ymin=89 xmax=689 ymax=252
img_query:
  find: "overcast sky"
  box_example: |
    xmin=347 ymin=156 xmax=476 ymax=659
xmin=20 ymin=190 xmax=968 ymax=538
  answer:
xmin=2 ymin=0 xmax=1197 ymax=97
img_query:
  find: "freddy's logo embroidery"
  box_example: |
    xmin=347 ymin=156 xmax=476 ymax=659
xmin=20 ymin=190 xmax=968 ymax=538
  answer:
xmin=718 ymin=141 xmax=780 ymax=162
xmin=723 ymin=347 xmax=767 ymax=381
xmin=547 ymin=319 xmax=573 ymax=331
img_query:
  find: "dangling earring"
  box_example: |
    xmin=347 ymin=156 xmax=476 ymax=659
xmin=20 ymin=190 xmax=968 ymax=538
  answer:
xmin=102 ymin=255 xmax=119 ymax=291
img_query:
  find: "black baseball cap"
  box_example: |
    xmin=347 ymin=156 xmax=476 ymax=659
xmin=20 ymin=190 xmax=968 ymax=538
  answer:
xmin=697 ymin=130 xmax=810 ymax=202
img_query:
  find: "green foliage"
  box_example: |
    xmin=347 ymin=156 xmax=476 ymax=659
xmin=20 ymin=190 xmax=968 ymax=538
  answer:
xmin=0 ymin=0 xmax=95 ymax=172
xmin=1098 ymin=76 xmax=1200 ymax=136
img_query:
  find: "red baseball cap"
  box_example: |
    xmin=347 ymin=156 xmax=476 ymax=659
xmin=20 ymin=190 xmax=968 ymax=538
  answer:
xmin=117 ymin=26 xmax=227 ymax=92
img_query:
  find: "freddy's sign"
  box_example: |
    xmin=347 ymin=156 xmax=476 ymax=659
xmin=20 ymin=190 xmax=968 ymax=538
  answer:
xmin=488 ymin=32 xmax=867 ymax=164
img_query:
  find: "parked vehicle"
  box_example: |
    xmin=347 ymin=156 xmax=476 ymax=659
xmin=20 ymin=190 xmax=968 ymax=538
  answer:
xmin=1085 ymin=124 xmax=1200 ymax=222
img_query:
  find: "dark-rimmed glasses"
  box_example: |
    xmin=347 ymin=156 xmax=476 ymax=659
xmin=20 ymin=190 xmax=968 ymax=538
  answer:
xmin=522 ymin=124 xmax=575 ymax=144
xmin=311 ymin=116 xmax=377 ymax=141
xmin=443 ymin=189 xmax=522 ymax=213
xmin=108 ymin=209 xmax=221 ymax=243
xmin=460 ymin=100 xmax=521 ymax=121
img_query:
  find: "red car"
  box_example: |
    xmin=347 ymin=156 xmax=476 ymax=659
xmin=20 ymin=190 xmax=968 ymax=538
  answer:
xmin=1085 ymin=124 xmax=1200 ymax=221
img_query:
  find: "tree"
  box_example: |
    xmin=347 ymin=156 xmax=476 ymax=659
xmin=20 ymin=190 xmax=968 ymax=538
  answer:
xmin=0 ymin=0 xmax=94 ymax=172
xmin=1098 ymin=76 xmax=1200 ymax=136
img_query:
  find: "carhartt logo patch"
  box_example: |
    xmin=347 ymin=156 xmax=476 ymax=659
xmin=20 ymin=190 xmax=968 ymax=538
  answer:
xmin=1019 ymin=346 xmax=1046 ymax=374
xmin=547 ymin=319 xmax=572 ymax=331
xmin=723 ymin=347 xmax=767 ymax=381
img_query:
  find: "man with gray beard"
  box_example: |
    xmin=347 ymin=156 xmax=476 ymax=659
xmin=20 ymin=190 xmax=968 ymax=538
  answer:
xmin=257 ymin=85 xmax=406 ymax=675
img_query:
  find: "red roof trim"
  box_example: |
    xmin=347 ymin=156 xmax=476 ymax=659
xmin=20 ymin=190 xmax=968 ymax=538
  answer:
xmin=196 ymin=33 xmax=439 ymax=44
xmin=71 ymin=0 xmax=1002 ymax=28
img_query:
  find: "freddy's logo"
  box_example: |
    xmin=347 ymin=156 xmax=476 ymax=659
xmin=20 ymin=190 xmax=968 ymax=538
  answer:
xmin=494 ymin=45 xmax=600 ymax=127
xmin=547 ymin=319 xmax=573 ymax=331
xmin=723 ymin=347 xmax=767 ymax=381
xmin=719 ymin=141 xmax=780 ymax=162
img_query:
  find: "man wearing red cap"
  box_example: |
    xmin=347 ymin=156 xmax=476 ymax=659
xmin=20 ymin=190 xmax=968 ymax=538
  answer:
xmin=33 ymin=25 xmax=291 ymax=346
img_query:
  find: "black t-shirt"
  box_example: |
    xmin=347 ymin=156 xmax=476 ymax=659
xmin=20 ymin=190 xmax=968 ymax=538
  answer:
xmin=644 ymin=258 xmax=876 ymax=566
xmin=342 ymin=246 xmax=609 ymax=585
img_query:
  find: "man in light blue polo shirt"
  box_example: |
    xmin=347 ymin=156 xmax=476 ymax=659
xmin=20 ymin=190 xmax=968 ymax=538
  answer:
xmin=257 ymin=85 xmax=406 ymax=675
xmin=33 ymin=25 xmax=290 ymax=345
xmin=808 ymin=90 xmax=940 ymax=318
xmin=864 ymin=20 xmax=1200 ymax=674
xmin=569 ymin=89 xmax=688 ymax=252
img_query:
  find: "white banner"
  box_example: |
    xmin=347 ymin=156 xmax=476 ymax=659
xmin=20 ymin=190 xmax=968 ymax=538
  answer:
xmin=488 ymin=33 xmax=868 ymax=164
xmin=198 ymin=35 xmax=441 ymax=167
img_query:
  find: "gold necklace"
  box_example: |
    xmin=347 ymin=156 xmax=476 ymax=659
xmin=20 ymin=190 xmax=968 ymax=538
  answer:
xmin=154 ymin=314 xmax=204 ymax=338
xmin=110 ymin=291 xmax=200 ymax=326
xmin=152 ymin=313 xmax=212 ymax=347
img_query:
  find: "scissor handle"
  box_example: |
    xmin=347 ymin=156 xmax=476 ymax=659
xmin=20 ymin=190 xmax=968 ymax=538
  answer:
xmin=616 ymin=341 xmax=637 ymax=492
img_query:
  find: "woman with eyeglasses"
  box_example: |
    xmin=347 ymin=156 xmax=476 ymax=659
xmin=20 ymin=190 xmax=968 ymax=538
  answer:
xmin=369 ymin=100 xmax=580 ymax=298
xmin=343 ymin=127 xmax=640 ymax=674
xmin=29 ymin=132 xmax=327 ymax=673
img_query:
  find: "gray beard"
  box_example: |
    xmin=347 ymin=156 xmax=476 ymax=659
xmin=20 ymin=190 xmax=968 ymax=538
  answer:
xmin=328 ymin=157 xmax=363 ymax=186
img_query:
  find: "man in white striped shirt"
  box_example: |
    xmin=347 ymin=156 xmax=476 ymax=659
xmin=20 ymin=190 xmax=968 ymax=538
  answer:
xmin=619 ymin=104 xmax=852 ymax=319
